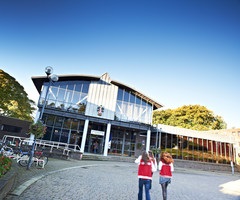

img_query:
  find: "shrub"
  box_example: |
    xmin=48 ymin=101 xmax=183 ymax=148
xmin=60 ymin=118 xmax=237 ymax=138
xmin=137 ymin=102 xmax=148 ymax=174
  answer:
xmin=0 ymin=154 xmax=12 ymax=177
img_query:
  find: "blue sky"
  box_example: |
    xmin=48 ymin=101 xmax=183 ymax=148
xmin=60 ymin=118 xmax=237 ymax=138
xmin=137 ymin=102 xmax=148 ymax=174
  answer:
xmin=0 ymin=0 xmax=239 ymax=128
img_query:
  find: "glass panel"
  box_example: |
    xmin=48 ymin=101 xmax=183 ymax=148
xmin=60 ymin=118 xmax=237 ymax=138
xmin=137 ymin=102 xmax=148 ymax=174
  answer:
xmin=48 ymin=86 xmax=58 ymax=100
xmin=58 ymin=82 xmax=67 ymax=89
xmin=136 ymin=96 xmax=141 ymax=105
xmin=75 ymin=82 xmax=83 ymax=92
xmin=72 ymin=91 xmax=81 ymax=104
xmin=67 ymin=82 xmax=75 ymax=90
xmin=59 ymin=129 xmax=69 ymax=143
xmin=55 ymin=117 xmax=64 ymax=127
xmin=47 ymin=99 xmax=56 ymax=108
xmin=45 ymin=115 xmax=55 ymax=126
xmin=57 ymin=88 xmax=65 ymax=102
xmin=117 ymin=88 xmax=123 ymax=101
xmin=71 ymin=119 xmax=79 ymax=130
xmin=130 ymin=93 xmax=135 ymax=103
xmin=82 ymin=81 xmax=90 ymax=93
xmin=63 ymin=118 xmax=72 ymax=129
xmin=65 ymin=90 xmax=73 ymax=103
xmin=123 ymin=90 xmax=129 ymax=102
xmin=40 ymin=84 xmax=48 ymax=99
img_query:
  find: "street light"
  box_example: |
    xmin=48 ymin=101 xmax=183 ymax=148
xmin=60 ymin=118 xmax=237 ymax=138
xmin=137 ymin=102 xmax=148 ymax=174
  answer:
xmin=27 ymin=66 xmax=58 ymax=170
xmin=153 ymin=124 xmax=159 ymax=160
xmin=158 ymin=128 xmax=162 ymax=154
xmin=39 ymin=66 xmax=59 ymax=120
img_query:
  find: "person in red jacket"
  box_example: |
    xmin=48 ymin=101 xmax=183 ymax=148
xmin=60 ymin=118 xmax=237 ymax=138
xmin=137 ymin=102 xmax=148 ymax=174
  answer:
xmin=135 ymin=151 xmax=156 ymax=200
xmin=159 ymin=151 xmax=174 ymax=200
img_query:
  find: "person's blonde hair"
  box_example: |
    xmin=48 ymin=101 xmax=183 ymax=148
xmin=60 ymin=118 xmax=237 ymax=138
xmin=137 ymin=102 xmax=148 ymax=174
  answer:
xmin=160 ymin=152 xmax=174 ymax=164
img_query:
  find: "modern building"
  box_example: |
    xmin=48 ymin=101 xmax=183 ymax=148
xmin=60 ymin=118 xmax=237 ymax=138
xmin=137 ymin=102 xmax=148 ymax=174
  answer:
xmin=32 ymin=72 xmax=163 ymax=157
xmin=32 ymin=72 xmax=240 ymax=165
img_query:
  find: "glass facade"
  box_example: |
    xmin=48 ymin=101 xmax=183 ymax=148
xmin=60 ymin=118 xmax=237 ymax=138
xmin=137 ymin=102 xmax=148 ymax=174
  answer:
xmin=108 ymin=127 xmax=136 ymax=157
xmin=115 ymin=88 xmax=153 ymax=124
xmin=43 ymin=114 xmax=85 ymax=146
xmin=39 ymin=80 xmax=154 ymax=125
xmin=39 ymin=81 xmax=90 ymax=114
xmin=37 ymin=78 xmax=155 ymax=157
xmin=150 ymin=131 xmax=234 ymax=164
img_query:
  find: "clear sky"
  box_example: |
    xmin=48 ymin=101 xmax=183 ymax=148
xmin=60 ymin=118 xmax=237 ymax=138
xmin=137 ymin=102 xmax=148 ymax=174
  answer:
xmin=0 ymin=0 xmax=239 ymax=128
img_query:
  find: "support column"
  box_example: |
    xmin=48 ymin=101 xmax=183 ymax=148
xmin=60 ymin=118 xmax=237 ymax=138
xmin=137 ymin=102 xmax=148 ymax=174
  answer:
xmin=103 ymin=123 xmax=111 ymax=156
xmin=80 ymin=119 xmax=89 ymax=154
xmin=146 ymin=128 xmax=151 ymax=152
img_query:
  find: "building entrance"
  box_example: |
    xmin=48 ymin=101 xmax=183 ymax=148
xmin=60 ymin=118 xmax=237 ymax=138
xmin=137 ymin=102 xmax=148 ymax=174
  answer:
xmin=86 ymin=133 xmax=104 ymax=154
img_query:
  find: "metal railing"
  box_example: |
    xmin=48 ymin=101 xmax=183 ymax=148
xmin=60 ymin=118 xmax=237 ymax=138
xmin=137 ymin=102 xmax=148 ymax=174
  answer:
xmin=1 ymin=135 xmax=81 ymax=156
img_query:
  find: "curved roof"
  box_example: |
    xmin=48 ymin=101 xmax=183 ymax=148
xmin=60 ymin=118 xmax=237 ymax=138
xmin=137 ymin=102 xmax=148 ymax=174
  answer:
xmin=31 ymin=73 xmax=163 ymax=110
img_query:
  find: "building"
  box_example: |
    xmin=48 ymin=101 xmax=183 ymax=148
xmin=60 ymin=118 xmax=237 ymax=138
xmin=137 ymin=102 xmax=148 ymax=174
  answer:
xmin=32 ymin=72 xmax=162 ymax=157
xmin=32 ymin=72 xmax=240 ymax=165
xmin=0 ymin=116 xmax=31 ymax=140
xmin=155 ymin=124 xmax=240 ymax=165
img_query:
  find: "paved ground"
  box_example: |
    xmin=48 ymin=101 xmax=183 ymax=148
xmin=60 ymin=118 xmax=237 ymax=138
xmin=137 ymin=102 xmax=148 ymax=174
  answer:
xmin=4 ymin=158 xmax=240 ymax=200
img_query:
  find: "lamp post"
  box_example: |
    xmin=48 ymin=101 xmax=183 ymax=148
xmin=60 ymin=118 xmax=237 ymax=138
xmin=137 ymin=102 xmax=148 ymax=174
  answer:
xmin=27 ymin=66 xmax=58 ymax=170
xmin=158 ymin=128 xmax=162 ymax=154
xmin=39 ymin=66 xmax=59 ymax=120
xmin=153 ymin=124 xmax=158 ymax=156
xmin=155 ymin=126 xmax=158 ymax=150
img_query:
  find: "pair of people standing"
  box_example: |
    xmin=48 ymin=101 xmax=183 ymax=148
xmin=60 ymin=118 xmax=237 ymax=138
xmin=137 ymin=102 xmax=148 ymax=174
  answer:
xmin=135 ymin=151 xmax=174 ymax=200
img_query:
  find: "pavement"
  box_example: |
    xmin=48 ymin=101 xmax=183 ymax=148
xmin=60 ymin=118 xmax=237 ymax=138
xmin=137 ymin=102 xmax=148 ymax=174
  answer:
xmin=3 ymin=157 xmax=240 ymax=200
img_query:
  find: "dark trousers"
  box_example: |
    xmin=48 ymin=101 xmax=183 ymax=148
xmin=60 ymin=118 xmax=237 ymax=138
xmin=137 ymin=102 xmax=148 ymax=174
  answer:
xmin=161 ymin=182 xmax=169 ymax=200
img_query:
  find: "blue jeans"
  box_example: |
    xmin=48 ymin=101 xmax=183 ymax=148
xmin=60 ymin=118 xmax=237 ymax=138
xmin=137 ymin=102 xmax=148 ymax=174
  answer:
xmin=138 ymin=178 xmax=151 ymax=200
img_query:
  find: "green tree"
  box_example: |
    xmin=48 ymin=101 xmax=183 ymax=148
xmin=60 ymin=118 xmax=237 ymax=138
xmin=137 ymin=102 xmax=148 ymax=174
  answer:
xmin=153 ymin=104 xmax=227 ymax=131
xmin=0 ymin=69 xmax=35 ymax=121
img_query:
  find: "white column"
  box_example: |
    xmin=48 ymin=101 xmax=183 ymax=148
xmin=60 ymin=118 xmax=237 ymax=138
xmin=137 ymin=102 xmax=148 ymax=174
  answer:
xmin=146 ymin=128 xmax=151 ymax=152
xmin=103 ymin=123 xmax=111 ymax=156
xmin=80 ymin=119 xmax=89 ymax=154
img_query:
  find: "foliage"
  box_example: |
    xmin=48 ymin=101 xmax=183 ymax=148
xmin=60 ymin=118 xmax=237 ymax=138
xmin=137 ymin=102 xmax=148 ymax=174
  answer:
xmin=28 ymin=120 xmax=47 ymax=139
xmin=0 ymin=154 xmax=12 ymax=177
xmin=153 ymin=104 xmax=227 ymax=131
xmin=0 ymin=69 xmax=35 ymax=121
xmin=162 ymin=148 xmax=231 ymax=164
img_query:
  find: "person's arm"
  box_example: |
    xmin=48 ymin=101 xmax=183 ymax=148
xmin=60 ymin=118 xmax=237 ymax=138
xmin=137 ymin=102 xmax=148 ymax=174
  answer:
xmin=154 ymin=158 xmax=157 ymax=169
xmin=135 ymin=155 xmax=141 ymax=164
xmin=170 ymin=163 xmax=174 ymax=172
xmin=158 ymin=161 xmax=163 ymax=171
xmin=151 ymin=161 xmax=157 ymax=172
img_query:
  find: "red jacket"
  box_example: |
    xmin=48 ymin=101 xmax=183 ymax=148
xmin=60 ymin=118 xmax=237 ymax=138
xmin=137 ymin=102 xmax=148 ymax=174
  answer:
xmin=159 ymin=161 xmax=173 ymax=178
xmin=138 ymin=159 xmax=153 ymax=180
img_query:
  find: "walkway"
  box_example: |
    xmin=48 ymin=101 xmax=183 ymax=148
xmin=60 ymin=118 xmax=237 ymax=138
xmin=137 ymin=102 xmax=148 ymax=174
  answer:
xmin=4 ymin=158 xmax=240 ymax=200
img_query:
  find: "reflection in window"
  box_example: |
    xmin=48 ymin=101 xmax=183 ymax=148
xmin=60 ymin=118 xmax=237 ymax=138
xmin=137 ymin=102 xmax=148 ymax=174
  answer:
xmin=38 ymin=80 xmax=90 ymax=114
xmin=115 ymin=88 xmax=153 ymax=124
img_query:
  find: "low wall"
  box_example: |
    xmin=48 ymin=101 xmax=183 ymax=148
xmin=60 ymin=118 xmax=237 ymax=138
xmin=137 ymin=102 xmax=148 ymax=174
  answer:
xmin=174 ymin=159 xmax=238 ymax=173
xmin=0 ymin=162 xmax=17 ymax=200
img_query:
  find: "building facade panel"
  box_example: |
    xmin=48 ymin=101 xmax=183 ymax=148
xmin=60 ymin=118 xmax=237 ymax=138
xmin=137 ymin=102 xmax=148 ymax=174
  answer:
xmin=85 ymin=74 xmax=118 ymax=120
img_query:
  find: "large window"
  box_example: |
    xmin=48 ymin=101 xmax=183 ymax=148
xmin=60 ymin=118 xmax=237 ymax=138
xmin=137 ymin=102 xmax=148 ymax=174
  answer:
xmin=38 ymin=80 xmax=90 ymax=114
xmin=115 ymin=88 xmax=153 ymax=124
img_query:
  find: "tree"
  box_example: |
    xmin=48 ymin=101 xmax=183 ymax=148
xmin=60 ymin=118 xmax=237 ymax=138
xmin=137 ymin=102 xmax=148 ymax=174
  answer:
xmin=0 ymin=69 xmax=35 ymax=121
xmin=153 ymin=104 xmax=227 ymax=131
